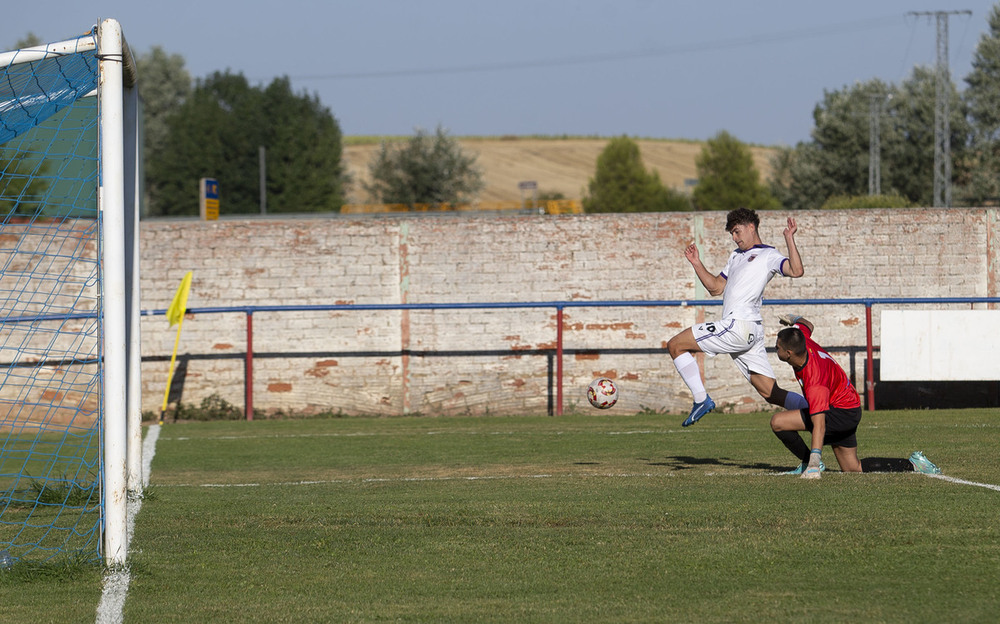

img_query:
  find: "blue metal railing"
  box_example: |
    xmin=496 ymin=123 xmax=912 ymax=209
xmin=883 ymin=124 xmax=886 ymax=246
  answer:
xmin=136 ymin=297 xmax=1000 ymax=418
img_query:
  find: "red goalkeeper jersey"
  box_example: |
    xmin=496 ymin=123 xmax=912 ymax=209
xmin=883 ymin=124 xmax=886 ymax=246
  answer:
xmin=793 ymin=324 xmax=861 ymax=414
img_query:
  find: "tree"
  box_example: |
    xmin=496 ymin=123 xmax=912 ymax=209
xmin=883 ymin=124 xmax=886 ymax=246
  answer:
xmin=149 ymin=71 xmax=346 ymax=216
xmin=818 ymin=194 xmax=914 ymax=210
xmin=1 ymin=33 xmax=49 ymax=217
xmin=0 ymin=145 xmax=48 ymax=217
xmin=136 ymin=47 xmax=192 ymax=215
xmin=14 ymin=33 xmax=42 ymax=48
xmin=260 ymin=78 xmax=348 ymax=213
xmin=692 ymin=131 xmax=777 ymax=211
xmin=766 ymin=146 xmax=797 ymax=209
xmin=363 ymin=126 xmax=483 ymax=206
xmin=582 ymin=136 xmax=689 ymax=213
xmin=769 ymin=72 xmax=968 ymax=209
xmin=962 ymin=4 xmax=1000 ymax=204
xmin=774 ymin=80 xmax=899 ymax=210
xmin=887 ymin=66 xmax=969 ymax=206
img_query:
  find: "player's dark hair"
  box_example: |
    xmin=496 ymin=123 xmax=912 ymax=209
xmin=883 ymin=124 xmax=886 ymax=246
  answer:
xmin=777 ymin=327 xmax=806 ymax=356
xmin=725 ymin=207 xmax=759 ymax=233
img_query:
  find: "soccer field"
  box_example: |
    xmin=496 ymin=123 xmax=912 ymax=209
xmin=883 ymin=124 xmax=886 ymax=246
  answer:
xmin=5 ymin=408 xmax=1000 ymax=622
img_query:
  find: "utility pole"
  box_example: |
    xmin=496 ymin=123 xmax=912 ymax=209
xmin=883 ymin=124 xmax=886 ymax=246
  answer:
xmin=259 ymin=145 xmax=267 ymax=214
xmin=869 ymin=94 xmax=882 ymax=196
xmin=909 ymin=10 xmax=971 ymax=207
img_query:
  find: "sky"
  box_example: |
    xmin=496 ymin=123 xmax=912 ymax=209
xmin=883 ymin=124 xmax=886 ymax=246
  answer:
xmin=4 ymin=1 xmax=998 ymax=146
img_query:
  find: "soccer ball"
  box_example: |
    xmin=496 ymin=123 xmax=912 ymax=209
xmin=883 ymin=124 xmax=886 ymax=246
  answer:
xmin=587 ymin=377 xmax=619 ymax=409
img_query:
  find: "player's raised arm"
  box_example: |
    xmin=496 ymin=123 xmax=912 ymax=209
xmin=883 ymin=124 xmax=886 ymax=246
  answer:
xmin=782 ymin=217 xmax=804 ymax=278
xmin=684 ymin=242 xmax=726 ymax=296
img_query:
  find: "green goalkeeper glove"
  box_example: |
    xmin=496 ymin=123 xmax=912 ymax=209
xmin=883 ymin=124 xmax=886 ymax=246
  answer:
xmin=778 ymin=313 xmax=802 ymax=327
xmin=807 ymin=449 xmax=822 ymax=469
xmin=802 ymin=449 xmax=822 ymax=480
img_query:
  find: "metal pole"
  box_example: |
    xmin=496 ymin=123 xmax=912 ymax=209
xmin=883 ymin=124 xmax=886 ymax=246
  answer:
xmin=246 ymin=311 xmax=254 ymax=421
xmin=124 ymin=82 xmax=143 ymax=496
xmin=865 ymin=303 xmax=875 ymax=411
xmin=869 ymin=94 xmax=881 ymax=196
xmin=259 ymin=146 xmax=267 ymax=214
xmin=909 ymin=10 xmax=971 ymax=207
xmin=98 ymin=17 xmax=129 ymax=567
xmin=556 ymin=306 xmax=564 ymax=416
xmin=937 ymin=13 xmax=951 ymax=207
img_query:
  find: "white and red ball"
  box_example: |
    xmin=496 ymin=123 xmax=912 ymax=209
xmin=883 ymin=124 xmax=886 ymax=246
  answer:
xmin=587 ymin=377 xmax=619 ymax=409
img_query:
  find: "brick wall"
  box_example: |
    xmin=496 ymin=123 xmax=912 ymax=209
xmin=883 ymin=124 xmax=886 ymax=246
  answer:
xmin=134 ymin=208 xmax=998 ymax=417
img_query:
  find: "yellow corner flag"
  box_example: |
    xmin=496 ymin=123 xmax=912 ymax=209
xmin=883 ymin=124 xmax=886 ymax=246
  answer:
xmin=161 ymin=271 xmax=193 ymax=424
xmin=166 ymin=271 xmax=193 ymax=327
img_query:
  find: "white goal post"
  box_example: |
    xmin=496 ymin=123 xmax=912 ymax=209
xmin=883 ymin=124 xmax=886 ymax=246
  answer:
xmin=99 ymin=18 xmax=143 ymax=567
xmin=0 ymin=19 xmax=141 ymax=566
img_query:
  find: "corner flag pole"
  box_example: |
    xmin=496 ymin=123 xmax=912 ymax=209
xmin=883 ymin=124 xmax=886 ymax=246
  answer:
xmin=160 ymin=271 xmax=193 ymax=424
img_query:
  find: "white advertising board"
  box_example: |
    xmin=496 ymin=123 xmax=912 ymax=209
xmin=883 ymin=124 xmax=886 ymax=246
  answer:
xmin=880 ymin=310 xmax=1000 ymax=381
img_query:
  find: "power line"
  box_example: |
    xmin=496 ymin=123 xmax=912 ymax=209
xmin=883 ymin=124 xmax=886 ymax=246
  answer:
xmin=291 ymin=15 xmax=904 ymax=81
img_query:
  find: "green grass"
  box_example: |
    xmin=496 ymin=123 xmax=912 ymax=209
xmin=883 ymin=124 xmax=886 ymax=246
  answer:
xmin=3 ymin=409 xmax=999 ymax=622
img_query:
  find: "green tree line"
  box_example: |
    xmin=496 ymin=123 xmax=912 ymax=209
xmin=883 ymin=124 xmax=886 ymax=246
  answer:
xmin=136 ymin=48 xmax=479 ymax=215
xmin=137 ymin=51 xmax=349 ymax=216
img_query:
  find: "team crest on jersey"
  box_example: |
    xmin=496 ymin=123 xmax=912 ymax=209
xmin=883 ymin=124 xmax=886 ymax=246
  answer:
xmin=747 ymin=254 xmax=758 ymax=262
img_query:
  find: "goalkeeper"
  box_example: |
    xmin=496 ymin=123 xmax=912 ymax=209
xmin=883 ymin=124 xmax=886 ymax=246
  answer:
xmin=770 ymin=315 xmax=863 ymax=479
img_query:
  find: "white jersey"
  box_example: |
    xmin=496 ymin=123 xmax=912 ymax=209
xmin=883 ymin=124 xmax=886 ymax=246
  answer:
xmin=718 ymin=244 xmax=788 ymax=321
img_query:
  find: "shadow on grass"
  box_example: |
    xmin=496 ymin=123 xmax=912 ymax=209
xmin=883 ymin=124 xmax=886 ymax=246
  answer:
xmin=639 ymin=455 xmax=790 ymax=472
xmin=635 ymin=455 xmax=916 ymax=473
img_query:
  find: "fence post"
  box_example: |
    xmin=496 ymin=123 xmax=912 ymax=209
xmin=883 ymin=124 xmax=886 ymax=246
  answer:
xmin=556 ymin=306 xmax=564 ymax=416
xmin=246 ymin=310 xmax=254 ymax=421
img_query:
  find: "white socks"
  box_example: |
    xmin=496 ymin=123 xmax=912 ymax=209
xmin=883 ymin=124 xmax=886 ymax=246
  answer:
xmin=673 ymin=352 xmax=707 ymax=403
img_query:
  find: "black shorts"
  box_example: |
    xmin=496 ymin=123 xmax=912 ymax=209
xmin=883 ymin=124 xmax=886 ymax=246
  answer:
xmin=799 ymin=406 xmax=862 ymax=448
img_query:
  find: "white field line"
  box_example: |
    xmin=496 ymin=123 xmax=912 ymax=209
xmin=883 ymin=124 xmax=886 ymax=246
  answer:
xmin=144 ymin=469 xmax=1000 ymax=491
xmin=160 ymin=428 xmax=787 ymax=442
xmin=159 ymin=421 xmax=1000 ymax=443
xmin=926 ymin=473 xmax=1000 ymax=492
xmin=159 ymin=472 xmax=671 ymax=489
xmin=165 ymin=430 xmax=670 ymax=440
xmin=95 ymin=424 xmax=160 ymax=624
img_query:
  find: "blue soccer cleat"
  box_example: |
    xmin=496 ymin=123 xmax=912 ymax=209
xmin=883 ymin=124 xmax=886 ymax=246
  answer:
xmin=682 ymin=396 xmax=716 ymax=427
xmin=909 ymin=451 xmax=942 ymax=474
xmin=801 ymin=466 xmax=822 ymax=480
xmin=781 ymin=461 xmax=825 ymax=475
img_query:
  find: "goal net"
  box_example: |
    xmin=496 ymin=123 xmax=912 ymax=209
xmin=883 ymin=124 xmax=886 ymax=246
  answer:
xmin=0 ymin=20 xmax=140 ymax=566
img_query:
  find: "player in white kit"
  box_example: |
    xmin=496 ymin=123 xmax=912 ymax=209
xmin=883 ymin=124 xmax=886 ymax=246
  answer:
xmin=667 ymin=208 xmax=808 ymax=427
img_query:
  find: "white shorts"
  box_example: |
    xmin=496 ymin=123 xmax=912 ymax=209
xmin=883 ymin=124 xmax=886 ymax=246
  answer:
xmin=691 ymin=318 xmax=775 ymax=382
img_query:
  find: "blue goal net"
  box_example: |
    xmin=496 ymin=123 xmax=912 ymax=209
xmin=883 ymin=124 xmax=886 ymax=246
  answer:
xmin=0 ymin=24 xmax=140 ymax=566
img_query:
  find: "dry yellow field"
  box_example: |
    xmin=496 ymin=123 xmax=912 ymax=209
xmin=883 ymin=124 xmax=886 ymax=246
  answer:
xmin=343 ymin=138 xmax=777 ymax=203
